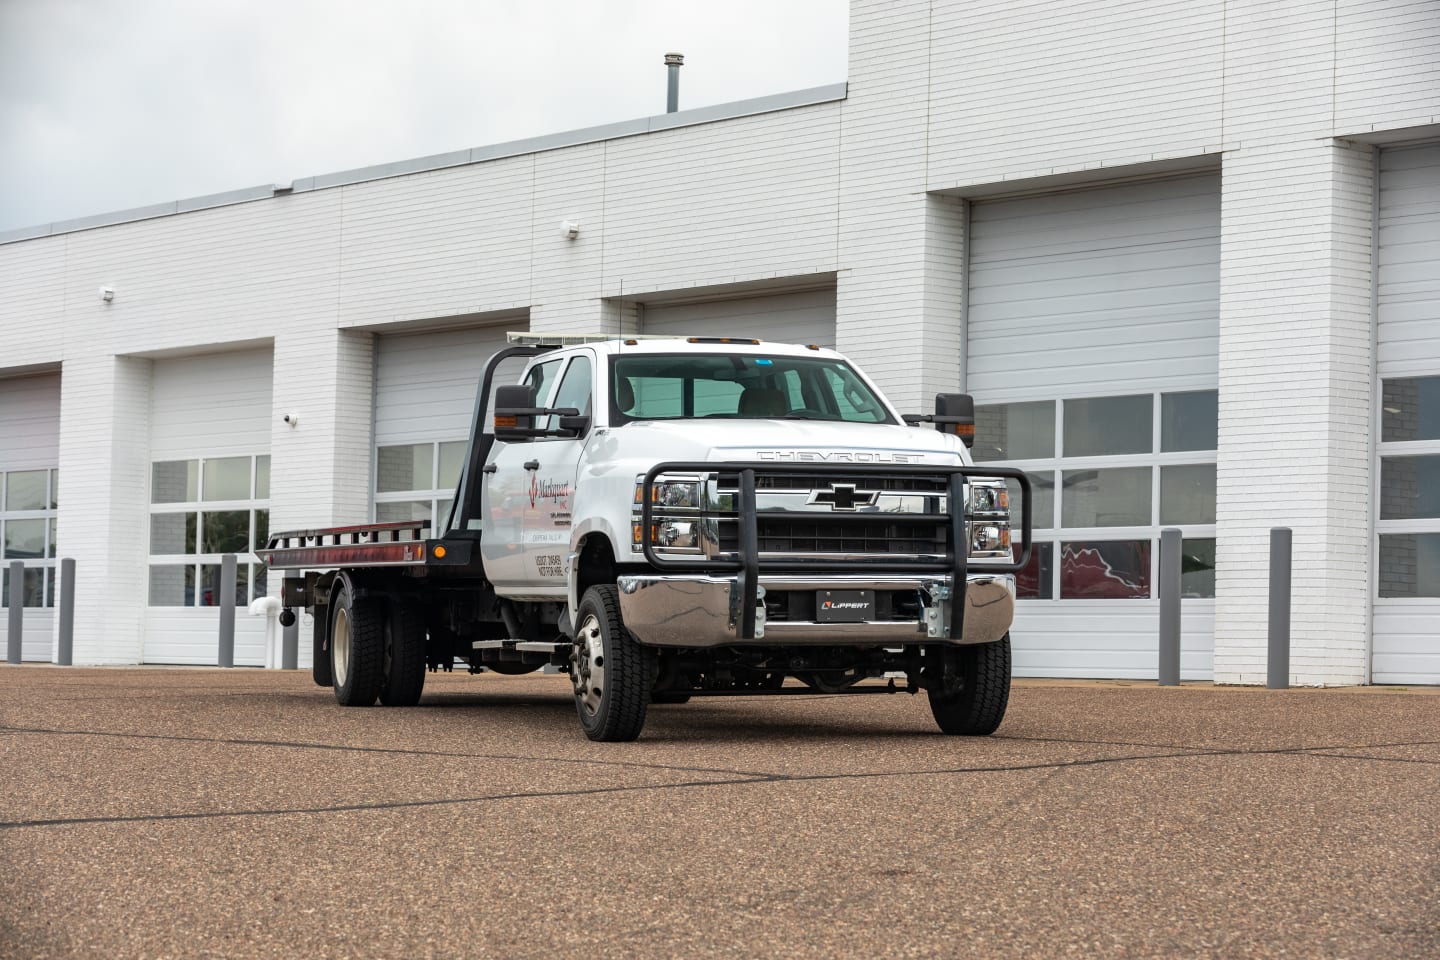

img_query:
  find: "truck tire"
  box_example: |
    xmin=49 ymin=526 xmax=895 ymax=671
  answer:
xmin=570 ymin=585 xmax=657 ymax=742
xmin=330 ymin=584 xmax=385 ymax=707
xmin=379 ymin=600 xmax=426 ymax=706
xmin=312 ymin=606 xmax=332 ymax=687
xmin=928 ymin=634 xmax=1011 ymax=736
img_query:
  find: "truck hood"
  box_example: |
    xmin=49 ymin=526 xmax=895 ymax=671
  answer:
xmin=603 ymin=419 xmax=971 ymax=466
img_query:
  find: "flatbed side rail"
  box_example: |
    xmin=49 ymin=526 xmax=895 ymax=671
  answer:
xmin=257 ymin=520 xmax=430 ymax=570
xmin=640 ymin=461 xmax=1032 ymax=641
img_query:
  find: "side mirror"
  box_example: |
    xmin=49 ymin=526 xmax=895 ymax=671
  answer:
xmin=494 ymin=384 xmax=537 ymax=440
xmin=934 ymin=394 xmax=976 ymax=448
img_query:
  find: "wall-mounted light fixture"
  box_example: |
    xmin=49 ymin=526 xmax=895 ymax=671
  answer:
xmin=561 ymin=220 xmax=580 ymax=240
xmin=99 ymin=286 xmax=115 ymax=302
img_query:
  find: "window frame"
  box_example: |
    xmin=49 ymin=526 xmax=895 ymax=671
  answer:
xmin=0 ymin=468 xmax=58 ymax=609
xmin=373 ymin=440 xmax=465 ymax=533
xmin=1374 ymin=374 xmax=1440 ymax=600
xmin=976 ymin=390 xmax=1218 ymax=601
xmin=147 ymin=456 xmax=270 ymax=608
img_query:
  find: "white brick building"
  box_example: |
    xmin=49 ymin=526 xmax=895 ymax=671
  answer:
xmin=2 ymin=0 xmax=1437 ymax=685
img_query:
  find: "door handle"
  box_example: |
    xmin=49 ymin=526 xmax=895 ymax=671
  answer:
xmin=523 ymin=460 xmax=540 ymax=471
xmin=481 ymin=463 xmax=497 ymax=474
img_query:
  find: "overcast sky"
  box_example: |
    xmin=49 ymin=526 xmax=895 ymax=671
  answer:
xmin=0 ymin=0 xmax=848 ymax=233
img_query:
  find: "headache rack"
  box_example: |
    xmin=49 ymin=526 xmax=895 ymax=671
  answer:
xmin=639 ymin=461 xmax=1033 ymax=642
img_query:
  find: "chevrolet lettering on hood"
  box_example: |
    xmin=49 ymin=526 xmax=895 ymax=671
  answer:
xmin=756 ymin=450 xmax=924 ymax=464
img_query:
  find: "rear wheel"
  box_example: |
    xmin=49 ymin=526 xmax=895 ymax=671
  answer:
xmin=569 ymin=585 xmax=656 ymax=741
xmin=928 ymin=635 xmax=1011 ymax=736
xmin=330 ymin=583 xmax=385 ymax=707
xmin=379 ymin=600 xmax=426 ymax=706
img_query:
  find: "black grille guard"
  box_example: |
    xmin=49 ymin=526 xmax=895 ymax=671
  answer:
xmin=640 ymin=461 xmax=1033 ymax=642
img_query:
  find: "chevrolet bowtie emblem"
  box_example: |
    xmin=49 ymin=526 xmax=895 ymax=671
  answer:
xmin=807 ymin=483 xmax=878 ymax=511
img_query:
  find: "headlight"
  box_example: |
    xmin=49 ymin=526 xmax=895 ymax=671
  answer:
xmin=658 ymin=481 xmax=700 ymax=508
xmin=970 ymin=524 xmax=1011 ymax=554
xmin=658 ymin=521 xmax=697 ymax=548
xmin=967 ymin=484 xmax=1008 ymax=515
xmin=634 ymin=478 xmax=702 ymax=509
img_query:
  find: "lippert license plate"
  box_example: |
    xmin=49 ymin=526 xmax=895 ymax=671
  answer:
xmin=816 ymin=590 xmax=875 ymax=623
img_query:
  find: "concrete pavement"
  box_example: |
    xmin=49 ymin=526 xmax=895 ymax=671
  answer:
xmin=1 ymin=667 xmax=1437 ymax=958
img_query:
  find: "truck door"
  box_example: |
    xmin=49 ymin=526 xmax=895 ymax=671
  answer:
xmin=482 ymin=352 xmax=593 ymax=595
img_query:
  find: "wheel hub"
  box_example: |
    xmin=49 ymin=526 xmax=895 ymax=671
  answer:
xmin=568 ymin=614 xmax=605 ymax=717
xmin=333 ymin=608 xmax=351 ymax=687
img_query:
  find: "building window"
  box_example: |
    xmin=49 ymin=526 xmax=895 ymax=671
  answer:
xmin=979 ymin=390 xmax=1218 ymax=600
xmin=374 ymin=441 xmax=465 ymax=530
xmin=148 ymin=456 xmax=269 ymax=607
xmin=1378 ymin=376 xmax=1440 ymax=597
xmin=0 ymin=468 xmax=58 ymax=608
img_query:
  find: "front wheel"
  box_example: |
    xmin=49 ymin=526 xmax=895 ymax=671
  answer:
xmin=928 ymin=635 xmax=1012 ymax=736
xmin=569 ymin=585 xmax=657 ymax=741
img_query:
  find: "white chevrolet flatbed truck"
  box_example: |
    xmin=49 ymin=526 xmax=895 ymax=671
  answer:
xmin=259 ymin=334 xmax=1033 ymax=741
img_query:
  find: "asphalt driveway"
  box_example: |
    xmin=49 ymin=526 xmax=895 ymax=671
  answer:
xmin=2 ymin=667 xmax=1437 ymax=958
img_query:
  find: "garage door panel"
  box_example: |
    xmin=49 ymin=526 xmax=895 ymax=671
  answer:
xmin=971 ymin=307 xmax=1218 ymax=346
xmin=970 ymin=279 xmax=1219 ymax=321
xmin=0 ymin=373 xmax=60 ymax=469
xmin=374 ymin=324 xmax=520 ymax=446
xmin=968 ymin=175 xmax=1220 ymax=399
xmin=1011 ymin=602 xmax=1215 ymax=681
xmin=971 ymin=240 xmax=1219 ymax=287
xmin=1372 ymin=603 xmax=1440 ymax=685
xmin=150 ymin=349 xmax=273 ymax=460
xmin=640 ymin=289 xmax=836 ymax=347
xmin=967 ymin=174 xmax=1220 ymax=680
xmin=1373 ymin=143 xmax=1440 ymax=685
xmin=972 ymin=175 xmax=1218 ymax=225
xmin=972 ymin=217 xmax=1220 ymax=263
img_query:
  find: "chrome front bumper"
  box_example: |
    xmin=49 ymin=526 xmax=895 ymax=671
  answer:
xmin=614 ymin=573 xmax=1015 ymax=648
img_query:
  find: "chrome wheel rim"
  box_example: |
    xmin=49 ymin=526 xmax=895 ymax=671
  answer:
xmin=569 ymin=613 xmax=605 ymax=717
xmin=333 ymin=608 xmax=351 ymax=688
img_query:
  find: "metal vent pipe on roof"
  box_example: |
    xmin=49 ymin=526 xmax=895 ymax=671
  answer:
xmin=665 ymin=52 xmax=684 ymax=113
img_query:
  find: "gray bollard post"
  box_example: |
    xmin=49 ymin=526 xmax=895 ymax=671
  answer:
xmin=217 ymin=554 xmax=237 ymax=668
xmin=1158 ymin=528 xmax=1182 ymax=686
xmin=1268 ymin=527 xmax=1292 ymax=689
xmin=7 ymin=561 xmax=23 ymax=664
xmin=57 ymin=558 xmax=75 ymax=666
xmin=282 ymin=617 xmax=299 ymax=671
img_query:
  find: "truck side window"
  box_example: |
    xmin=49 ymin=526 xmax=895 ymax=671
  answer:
xmin=546 ymin=355 xmax=593 ymax=430
xmin=524 ymin=359 xmax=563 ymax=411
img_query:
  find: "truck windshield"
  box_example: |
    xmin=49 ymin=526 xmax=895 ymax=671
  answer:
xmin=610 ymin=353 xmax=896 ymax=424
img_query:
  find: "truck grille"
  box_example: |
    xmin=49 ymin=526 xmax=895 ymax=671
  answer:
xmin=720 ymin=518 xmax=947 ymax=557
xmin=709 ymin=469 xmax=955 ymax=560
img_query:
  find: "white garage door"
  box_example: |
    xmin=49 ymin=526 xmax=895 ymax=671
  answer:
xmin=640 ymin=288 xmax=837 ymax=348
xmin=967 ymin=173 xmax=1221 ymax=680
xmin=1373 ymin=142 xmax=1440 ymax=685
xmin=145 ymin=348 xmax=274 ymax=665
xmin=0 ymin=372 xmax=60 ymax=661
xmin=373 ymin=323 xmax=523 ymax=531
